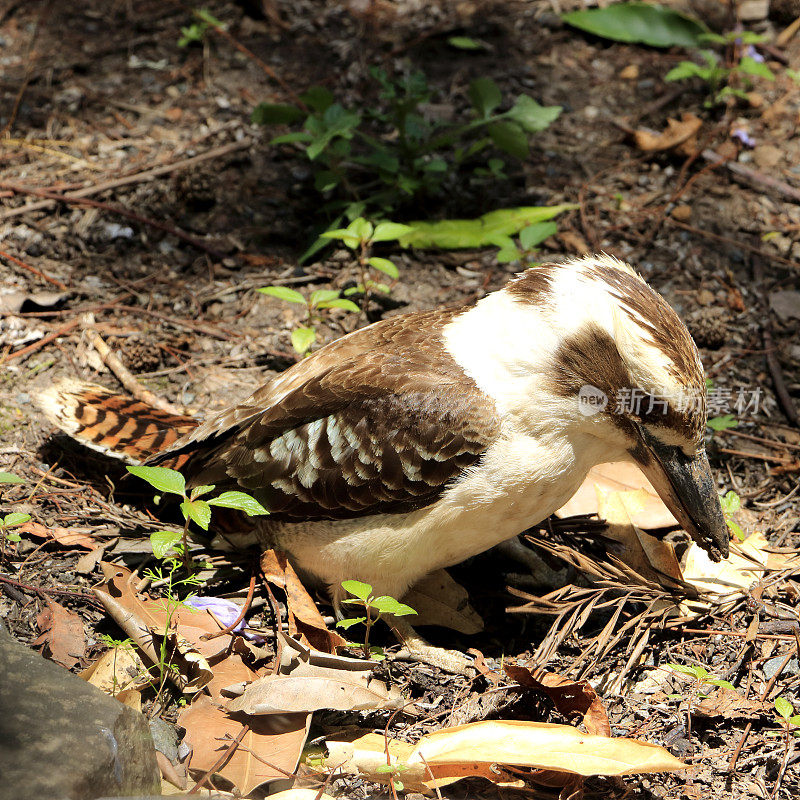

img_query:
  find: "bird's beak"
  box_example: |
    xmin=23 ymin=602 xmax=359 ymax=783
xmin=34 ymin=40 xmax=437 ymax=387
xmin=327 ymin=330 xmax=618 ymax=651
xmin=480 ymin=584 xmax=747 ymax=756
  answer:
xmin=631 ymin=426 xmax=729 ymax=562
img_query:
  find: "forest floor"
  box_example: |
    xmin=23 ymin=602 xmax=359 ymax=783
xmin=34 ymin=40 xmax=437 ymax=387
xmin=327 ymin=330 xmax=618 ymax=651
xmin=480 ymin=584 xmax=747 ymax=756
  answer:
xmin=1 ymin=1 xmax=800 ymax=798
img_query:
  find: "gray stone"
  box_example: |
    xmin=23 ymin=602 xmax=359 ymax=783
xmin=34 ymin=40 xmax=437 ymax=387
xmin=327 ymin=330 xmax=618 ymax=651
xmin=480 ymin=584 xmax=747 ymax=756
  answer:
xmin=763 ymin=655 xmax=800 ymax=681
xmin=0 ymin=625 xmax=160 ymax=800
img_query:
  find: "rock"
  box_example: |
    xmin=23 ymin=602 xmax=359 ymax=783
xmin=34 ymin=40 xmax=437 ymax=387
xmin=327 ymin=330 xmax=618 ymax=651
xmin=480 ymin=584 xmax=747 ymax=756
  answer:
xmin=670 ymin=204 xmax=692 ymax=222
xmin=769 ymin=290 xmax=800 ymax=323
xmin=752 ymin=144 xmax=783 ymax=169
xmin=764 ymin=654 xmax=800 ymax=680
xmin=0 ymin=625 xmax=160 ymax=800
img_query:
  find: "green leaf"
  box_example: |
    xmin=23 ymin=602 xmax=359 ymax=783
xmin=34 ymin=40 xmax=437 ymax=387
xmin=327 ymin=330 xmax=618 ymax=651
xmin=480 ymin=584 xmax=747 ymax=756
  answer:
xmin=562 ymin=3 xmax=708 ymax=48
xmin=320 ymin=228 xmax=361 ymax=248
xmin=367 ymin=257 xmax=399 ymax=279
xmin=151 ymin=530 xmax=183 ymax=559
xmin=208 ymin=491 xmax=269 ymax=516
xmin=317 ymin=298 xmax=361 ymax=313
xmin=668 ymin=663 xmax=704 ymax=679
xmin=519 ymin=221 xmax=558 ymax=250
xmin=190 ymin=484 xmax=215 ymax=500
xmin=719 ymin=490 xmax=741 ymax=515
xmin=194 ymin=9 xmax=225 ymax=28
xmin=496 ymin=241 xmax=522 ymax=263
xmin=370 ymin=596 xmax=417 ymax=616
xmin=258 ymin=286 xmax=308 ymax=305
xmin=0 ymin=472 xmax=24 ymax=484
xmin=775 ymin=697 xmax=794 ymax=720
xmin=271 ymin=132 xmax=314 ymax=145
xmin=335 ymin=616 xmax=366 ymax=630
xmin=341 ymin=579 xmax=373 ymax=602
xmin=127 ymin=466 xmax=186 ymax=496
xmin=447 ymin=36 xmax=486 ymax=50
xmin=372 ymin=221 xmax=414 ymax=242
xmin=181 ymin=499 xmax=211 ymax=530
xmin=347 ymin=217 xmax=373 ymax=242
xmin=251 ymin=102 xmax=304 ymax=125
xmin=369 ymin=646 xmax=386 ymax=661
xmin=488 ymin=120 xmax=529 ymax=159
xmin=397 ymin=204 xmax=577 ymax=250
xmin=291 ymin=326 xmax=316 ymax=355
xmin=507 ymin=95 xmax=562 ymax=133
xmin=707 ymin=414 xmax=738 ymax=432
xmin=468 ymin=77 xmax=502 ymax=117
xmin=3 ymin=512 xmax=30 ymax=528
xmin=665 ymin=61 xmax=711 ymax=82
xmin=707 ymin=678 xmax=735 ymax=690
xmin=300 ymin=86 xmax=335 ymax=112
xmin=6 ymin=532 xmax=20 ymax=542
xmin=306 ymin=105 xmax=360 ymax=160
xmin=309 ymin=289 xmax=341 ymax=306
xmin=738 ymin=56 xmax=774 ymax=81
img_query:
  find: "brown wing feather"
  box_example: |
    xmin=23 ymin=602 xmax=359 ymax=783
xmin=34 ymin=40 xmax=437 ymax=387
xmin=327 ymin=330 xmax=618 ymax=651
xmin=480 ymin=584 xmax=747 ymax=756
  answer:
xmin=151 ymin=308 xmax=500 ymax=521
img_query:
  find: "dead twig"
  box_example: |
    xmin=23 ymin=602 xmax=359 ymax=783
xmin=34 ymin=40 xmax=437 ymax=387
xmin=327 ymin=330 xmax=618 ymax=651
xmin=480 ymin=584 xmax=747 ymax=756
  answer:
xmin=201 ymin=573 xmax=256 ymax=641
xmin=0 ymin=318 xmax=80 ymax=364
xmin=82 ymin=317 xmax=184 ymax=416
xmin=187 ymin=723 xmax=249 ymax=794
xmin=0 ymin=248 xmax=68 ymax=290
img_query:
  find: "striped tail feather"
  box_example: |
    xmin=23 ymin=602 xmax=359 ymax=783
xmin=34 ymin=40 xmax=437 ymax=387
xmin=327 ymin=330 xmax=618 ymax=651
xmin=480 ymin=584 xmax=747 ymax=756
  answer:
xmin=37 ymin=379 xmax=198 ymax=465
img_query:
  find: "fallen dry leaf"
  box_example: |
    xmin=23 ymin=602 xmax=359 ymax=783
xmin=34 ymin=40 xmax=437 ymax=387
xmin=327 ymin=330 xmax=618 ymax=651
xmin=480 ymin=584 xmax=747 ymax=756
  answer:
xmin=402 ymin=569 xmax=483 ymax=634
xmin=633 ymin=113 xmax=702 ymax=152
xmin=80 ymin=643 xmax=150 ymax=695
xmin=179 ymin=695 xmax=310 ymax=795
xmin=261 ymin=549 xmax=346 ymax=652
xmin=557 ymin=462 xmax=677 ymax=529
xmin=503 ymin=663 xmax=610 ymax=736
xmin=20 ymin=520 xmax=97 ymax=549
xmin=33 ymin=597 xmax=86 ymax=668
xmin=226 ymin=672 xmax=404 ymax=715
xmin=694 ymin=687 xmax=770 ymax=719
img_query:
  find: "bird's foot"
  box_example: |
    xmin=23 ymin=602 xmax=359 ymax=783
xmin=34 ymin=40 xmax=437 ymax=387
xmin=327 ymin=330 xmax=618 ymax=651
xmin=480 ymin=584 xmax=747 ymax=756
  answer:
xmin=496 ymin=536 xmax=570 ymax=587
xmin=389 ymin=615 xmax=475 ymax=675
xmin=393 ymin=641 xmax=475 ymax=675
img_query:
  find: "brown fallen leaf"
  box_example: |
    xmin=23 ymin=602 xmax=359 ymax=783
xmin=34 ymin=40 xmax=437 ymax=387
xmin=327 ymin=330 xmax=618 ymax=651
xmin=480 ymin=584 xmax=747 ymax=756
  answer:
xmin=226 ymin=672 xmax=404 ymax=715
xmin=557 ymin=462 xmax=677 ymax=529
xmin=694 ymin=687 xmax=770 ymax=719
xmin=402 ymin=569 xmax=483 ymax=634
xmin=633 ymin=113 xmax=702 ymax=152
xmin=80 ymin=643 xmax=151 ymax=695
xmin=179 ymin=695 xmax=310 ymax=795
xmin=261 ymin=549 xmax=346 ymax=652
xmin=20 ymin=520 xmax=97 ymax=549
xmin=33 ymin=597 xmax=86 ymax=668
xmin=503 ymin=663 xmax=611 ymax=736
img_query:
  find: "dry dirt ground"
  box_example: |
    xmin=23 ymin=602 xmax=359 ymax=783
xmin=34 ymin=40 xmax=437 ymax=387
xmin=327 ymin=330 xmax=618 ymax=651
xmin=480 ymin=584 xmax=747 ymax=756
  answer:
xmin=1 ymin=1 xmax=800 ymax=798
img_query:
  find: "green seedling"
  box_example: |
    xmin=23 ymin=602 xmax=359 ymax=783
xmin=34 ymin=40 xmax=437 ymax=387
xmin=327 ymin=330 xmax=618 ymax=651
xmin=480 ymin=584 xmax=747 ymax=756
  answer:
xmin=178 ymin=8 xmax=224 ymax=47
xmin=719 ymin=490 xmax=745 ymax=541
xmin=667 ymin=663 xmax=734 ymax=700
xmin=253 ymin=67 xmax=561 ymax=234
xmin=707 ymin=414 xmax=738 ymax=433
xmin=257 ymin=285 xmax=361 ymax=355
xmin=0 ymin=511 xmax=30 ymax=547
xmin=775 ymin=697 xmax=800 ymax=740
xmin=126 ymin=465 xmax=268 ymax=568
xmin=336 ymin=579 xmax=416 ymax=660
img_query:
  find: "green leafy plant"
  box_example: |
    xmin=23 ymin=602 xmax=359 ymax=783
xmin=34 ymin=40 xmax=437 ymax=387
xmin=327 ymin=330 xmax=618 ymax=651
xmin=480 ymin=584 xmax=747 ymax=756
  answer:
xmin=0 ymin=511 xmax=30 ymax=547
xmin=0 ymin=472 xmax=24 ymax=484
xmin=664 ymin=30 xmax=774 ymax=107
xmin=336 ymin=579 xmax=416 ymax=660
xmin=257 ymin=285 xmax=361 ymax=356
xmin=178 ymin=8 xmax=224 ymax=47
xmin=126 ymin=465 xmax=268 ymax=567
xmin=254 ymin=67 xmax=561 ymax=226
xmin=667 ymin=663 xmax=734 ymax=699
xmin=775 ymin=697 xmax=800 ymax=739
xmin=719 ymin=490 xmax=745 ymax=541
xmin=707 ymin=413 xmax=738 ymax=433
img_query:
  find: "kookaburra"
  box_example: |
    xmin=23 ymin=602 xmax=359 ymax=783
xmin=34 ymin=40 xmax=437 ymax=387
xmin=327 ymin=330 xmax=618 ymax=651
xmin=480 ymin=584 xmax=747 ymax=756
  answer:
xmin=40 ymin=256 xmax=729 ymax=666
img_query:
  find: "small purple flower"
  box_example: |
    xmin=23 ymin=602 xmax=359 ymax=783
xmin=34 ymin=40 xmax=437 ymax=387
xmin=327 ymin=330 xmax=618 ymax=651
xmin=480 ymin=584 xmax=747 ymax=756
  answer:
xmin=184 ymin=596 xmax=263 ymax=640
xmin=744 ymin=45 xmax=765 ymax=63
xmin=732 ymin=128 xmax=756 ymax=148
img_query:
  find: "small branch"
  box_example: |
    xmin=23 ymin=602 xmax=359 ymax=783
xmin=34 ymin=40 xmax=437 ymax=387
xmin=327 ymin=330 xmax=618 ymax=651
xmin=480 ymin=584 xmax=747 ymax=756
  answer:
xmin=82 ymin=317 xmax=184 ymax=415
xmin=201 ymin=573 xmax=256 ymax=641
xmin=0 ymin=248 xmax=68 ymax=290
xmin=0 ymin=318 xmax=80 ymax=364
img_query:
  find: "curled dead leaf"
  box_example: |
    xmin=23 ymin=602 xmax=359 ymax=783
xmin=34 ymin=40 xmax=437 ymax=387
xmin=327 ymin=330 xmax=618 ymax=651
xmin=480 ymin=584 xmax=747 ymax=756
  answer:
xmin=633 ymin=113 xmax=702 ymax=152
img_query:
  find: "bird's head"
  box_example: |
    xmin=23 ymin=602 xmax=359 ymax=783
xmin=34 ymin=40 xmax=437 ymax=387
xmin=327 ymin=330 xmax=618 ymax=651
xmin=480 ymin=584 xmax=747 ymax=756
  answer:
xmin=447 ymin=254 xmax=729 ymax=561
